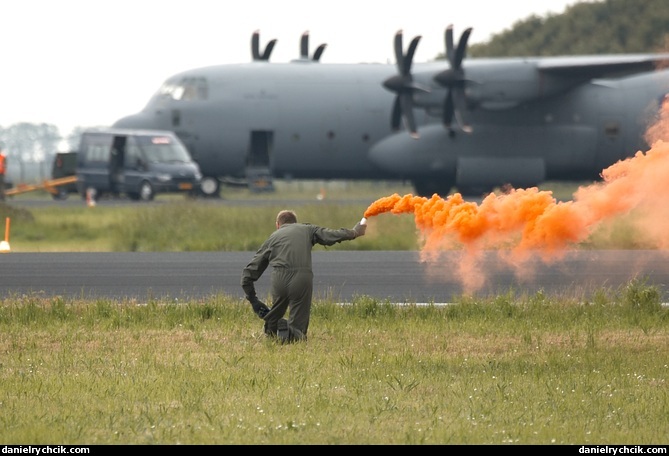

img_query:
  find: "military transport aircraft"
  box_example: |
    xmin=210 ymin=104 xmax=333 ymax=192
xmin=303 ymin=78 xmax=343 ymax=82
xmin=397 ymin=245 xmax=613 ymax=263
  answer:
xmin=112 ymin=26 xmax=669 ymax=197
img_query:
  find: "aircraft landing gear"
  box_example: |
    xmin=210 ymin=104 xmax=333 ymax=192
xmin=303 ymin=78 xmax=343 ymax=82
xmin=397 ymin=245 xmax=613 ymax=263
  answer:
xmin=412 ymin=180 xmax=453 ymax=198
xmin=456 ymin=185 xmax=494 ymax=198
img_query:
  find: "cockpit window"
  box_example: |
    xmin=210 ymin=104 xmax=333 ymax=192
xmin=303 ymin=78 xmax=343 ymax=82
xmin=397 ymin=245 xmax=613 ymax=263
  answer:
xmin=158 ymin=77 xmax=208 ymax=101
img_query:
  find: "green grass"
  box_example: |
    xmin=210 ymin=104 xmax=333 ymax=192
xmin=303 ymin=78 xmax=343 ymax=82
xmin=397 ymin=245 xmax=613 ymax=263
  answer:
xmin=0 ymin=180 xmax=419 ymax=252
xmin=0 ymin=179 xmax=649 ymax=252
xmin=0 ymin=281 xmax=667 ymax=444
xmin=1 ymin=181 xmax=667 ymax=444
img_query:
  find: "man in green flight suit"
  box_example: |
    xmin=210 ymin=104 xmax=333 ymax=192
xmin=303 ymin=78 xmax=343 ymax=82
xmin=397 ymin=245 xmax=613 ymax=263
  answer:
xmin=241 ymin=209 xmax=367 ymax=343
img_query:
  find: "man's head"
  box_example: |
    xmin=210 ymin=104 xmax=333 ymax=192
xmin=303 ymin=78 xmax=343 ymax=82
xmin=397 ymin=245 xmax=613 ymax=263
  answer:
xmin=276 ymin=210 xmax=297 ymax=228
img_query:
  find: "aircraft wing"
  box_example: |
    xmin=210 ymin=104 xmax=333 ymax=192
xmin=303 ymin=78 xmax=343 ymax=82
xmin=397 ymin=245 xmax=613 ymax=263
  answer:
xmin=538 ymin=54 xmax=669 ymax=79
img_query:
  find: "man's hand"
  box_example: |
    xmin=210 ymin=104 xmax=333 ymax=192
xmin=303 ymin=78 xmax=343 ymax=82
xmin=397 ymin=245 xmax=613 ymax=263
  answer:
xmin=353 ymin=222 xmax=367 ymax=237
xmin=247 ymin=296 xmax=270 ymax=318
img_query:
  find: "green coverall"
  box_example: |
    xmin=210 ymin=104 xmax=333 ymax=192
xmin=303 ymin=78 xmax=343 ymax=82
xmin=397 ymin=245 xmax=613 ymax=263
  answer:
xmin=241 ymin=222 xmax=358 ymax=342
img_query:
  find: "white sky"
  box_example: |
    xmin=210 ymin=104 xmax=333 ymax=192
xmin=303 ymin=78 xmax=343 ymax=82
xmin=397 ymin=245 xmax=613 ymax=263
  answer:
xmin=3 ymin=0 xmax=587 ymax=139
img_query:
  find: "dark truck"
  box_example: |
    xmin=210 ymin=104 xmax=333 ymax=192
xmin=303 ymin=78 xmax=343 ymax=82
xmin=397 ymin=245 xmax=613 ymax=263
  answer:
xmin=51 ymin=151 xmax=79 ymax=200
xmin=75 ymin=128 xmax=202 ymax=201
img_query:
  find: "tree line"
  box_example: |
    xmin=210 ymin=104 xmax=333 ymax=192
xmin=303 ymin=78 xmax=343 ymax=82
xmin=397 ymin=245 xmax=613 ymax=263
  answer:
xmin=467 ymin=0 xmax=669 ymax=57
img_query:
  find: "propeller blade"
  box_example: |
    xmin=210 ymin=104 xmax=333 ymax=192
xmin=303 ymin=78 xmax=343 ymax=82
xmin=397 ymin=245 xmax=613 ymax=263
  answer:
xmin=452 ymin=88 xmax=472 ymax=133
xmin=252 ymin=31 xmax=261 ymax=61
xmin=400 ymin=93 xmax=418 ymax=138
xmin=313 ymin=44 xmax=327 ymax=62
xmin=391 ymin=96 xmax=402 ymax=131
xmin=394 ymin=31 xmax=404 ymax=72
xmin=443 ymin=90 xmax=454 ymax=128
xmin=301 ymin=31 xmax=309 ymax=59
xmin=403 ymin=36 xmax=421 ymax=76
xmin=262 ymin=40 xmax=276 ymax=61
xmin=298 ymin=31 xmax=326 ymax=61
xmin=251 ymin=30 xmax=275 ymax=61
xmin=455 ymin=113 xmax=473 ymax=134
xmin=383 ymin=30 xmax=424 ymax=138
xmin=434 ymin=26 xmax=474 ymax=134
xmin=446 ymin=25 xmax=454 ymax=64
xmin=454 ymin=28 xmax=472 ymax=67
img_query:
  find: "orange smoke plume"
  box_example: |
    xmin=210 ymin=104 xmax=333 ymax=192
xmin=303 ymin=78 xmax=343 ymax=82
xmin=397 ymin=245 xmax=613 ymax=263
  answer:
xmin=364 ymin=101 xmax=669 ymax=294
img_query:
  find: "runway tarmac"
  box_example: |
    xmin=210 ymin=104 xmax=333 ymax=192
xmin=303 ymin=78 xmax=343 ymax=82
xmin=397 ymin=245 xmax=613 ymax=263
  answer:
xmin=2 ymin=250 xmax=669 ymax=303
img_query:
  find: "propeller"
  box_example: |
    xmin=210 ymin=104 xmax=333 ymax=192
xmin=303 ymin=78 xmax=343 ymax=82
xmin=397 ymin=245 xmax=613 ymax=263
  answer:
xmin=433 ymin=25 xmax=473 ymax=134
xmin=300 ymin=31 xmax=327 ymax=61
xmin=251 ymin=30 xmax=277 ymax=61
xmin=382 ymin=30 xmax=430 ymax=139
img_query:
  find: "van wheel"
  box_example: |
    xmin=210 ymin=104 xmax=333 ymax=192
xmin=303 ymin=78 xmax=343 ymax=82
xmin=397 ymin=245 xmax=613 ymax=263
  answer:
xmin=139 ymin=181 xmax=154 ymax=201
xmin=199 ymin=176 xmax=220 ymax=198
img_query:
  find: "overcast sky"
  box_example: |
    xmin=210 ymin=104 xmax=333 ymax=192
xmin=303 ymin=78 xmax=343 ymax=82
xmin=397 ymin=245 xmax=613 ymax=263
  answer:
xmin=3 ymin=0 xmax=587 ymax=139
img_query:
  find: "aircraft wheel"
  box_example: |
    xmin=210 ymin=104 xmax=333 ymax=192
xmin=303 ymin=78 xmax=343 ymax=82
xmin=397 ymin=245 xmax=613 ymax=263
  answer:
xmin=412 ymin=180 xmax=452 ymax=198
xmin=199 ymin=176 xmax=220 ymax=198
xmin=457 ymin=186 xmax=494 ymax=198
xmin=139 ymin=181 xmax=155 ymax=201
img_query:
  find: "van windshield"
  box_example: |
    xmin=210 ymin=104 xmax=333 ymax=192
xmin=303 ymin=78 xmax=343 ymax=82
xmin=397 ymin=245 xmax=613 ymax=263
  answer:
xmin=136 ymin=135 xmax=192 ymax=164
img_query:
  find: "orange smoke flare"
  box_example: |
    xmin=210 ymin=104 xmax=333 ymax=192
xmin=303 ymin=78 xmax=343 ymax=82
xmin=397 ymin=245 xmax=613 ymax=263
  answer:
xmin=363 ymin=101 xmax=669 ymax=294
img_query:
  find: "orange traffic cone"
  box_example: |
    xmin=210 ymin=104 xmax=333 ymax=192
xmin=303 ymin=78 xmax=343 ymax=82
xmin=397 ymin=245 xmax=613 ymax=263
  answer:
xmin=0 ymin=217 xmax=10 ymax=253
xmin=86 ymin=188 xmax=96 ymax=207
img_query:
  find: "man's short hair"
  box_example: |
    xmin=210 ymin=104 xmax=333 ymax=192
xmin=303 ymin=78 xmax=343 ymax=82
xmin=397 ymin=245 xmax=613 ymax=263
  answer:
xmin=276 ymin=210 xmax=297 ymax=226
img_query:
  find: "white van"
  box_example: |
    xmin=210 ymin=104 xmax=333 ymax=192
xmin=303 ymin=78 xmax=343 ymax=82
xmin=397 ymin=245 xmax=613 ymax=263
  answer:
xmin=76 ymin=128 xmax=202 ymax=201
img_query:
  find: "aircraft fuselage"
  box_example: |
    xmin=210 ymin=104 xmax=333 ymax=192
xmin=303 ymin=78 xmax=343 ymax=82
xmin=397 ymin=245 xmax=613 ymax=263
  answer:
xmin=113 ymin=57 xmax=669 ymax=197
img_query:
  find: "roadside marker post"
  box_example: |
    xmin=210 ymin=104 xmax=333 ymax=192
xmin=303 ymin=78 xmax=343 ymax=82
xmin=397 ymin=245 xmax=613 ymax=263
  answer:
xmin=0 ymin=217 xmax=10 ymax=253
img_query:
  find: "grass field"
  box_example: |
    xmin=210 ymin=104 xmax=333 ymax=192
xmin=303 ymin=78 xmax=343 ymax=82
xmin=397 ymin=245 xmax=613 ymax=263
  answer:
xmin=0 ymin=286 xmax=667 ymax=444
xmin=0 ymin=179 xmax=651 ymax=252
xmin=1 ymin=180 xmax=667 ymax=444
